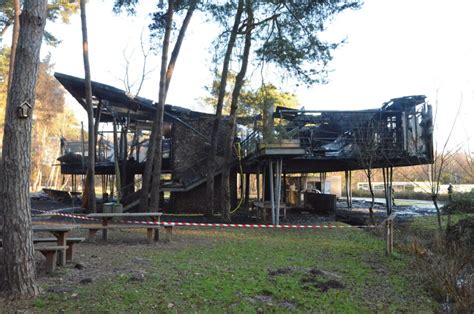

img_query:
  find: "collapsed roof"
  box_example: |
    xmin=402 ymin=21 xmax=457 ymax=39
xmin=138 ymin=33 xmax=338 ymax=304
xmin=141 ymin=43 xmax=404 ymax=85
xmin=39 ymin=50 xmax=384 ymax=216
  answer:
xmin=54 ymin=72 xmax=213 ymax=129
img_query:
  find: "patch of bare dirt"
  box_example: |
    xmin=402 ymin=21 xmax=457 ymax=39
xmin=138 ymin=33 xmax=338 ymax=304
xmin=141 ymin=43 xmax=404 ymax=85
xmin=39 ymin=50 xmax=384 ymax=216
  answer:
xmin=36 ymin=228 xmax=213 ymax=291
xmin=304 ymin=268 xmax=344 ymax=290
xmin=267 ymin=266 xmax=345 ymax=293
xmin=0 ymin=227 xmax=214 ymax=312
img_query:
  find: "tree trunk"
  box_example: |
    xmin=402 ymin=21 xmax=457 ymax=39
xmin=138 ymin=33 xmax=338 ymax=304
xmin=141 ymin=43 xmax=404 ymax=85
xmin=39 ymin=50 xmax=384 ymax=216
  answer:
xmin=7 ymin=0 xmax=20 ymax=91
xmin=80 ymin=0 xmax=96 ymax=213
xmin=367 ymin=168 xmax=375 ymax=225
xmin=206 ymin=0 xmax=244 ymax=216
xmin=1 ymin=0 xmax=47 ymax=298
xmin=141 ymin=0 xmax=195 ymax=211
xmin=148 ymin=0 xmax=174 ymax=212
xmin=165 ymin=0 xmax=196 ymax=95
xmin=221 ymin=0 xmax=253 ymax=222
xmin=432 ymin=194 xmax=443 ymax=233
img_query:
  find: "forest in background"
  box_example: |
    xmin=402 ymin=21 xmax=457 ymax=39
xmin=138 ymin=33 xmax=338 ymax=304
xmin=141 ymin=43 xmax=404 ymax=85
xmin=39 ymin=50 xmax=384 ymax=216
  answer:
xmin=0 ymin=48 xmax=80 ymax=191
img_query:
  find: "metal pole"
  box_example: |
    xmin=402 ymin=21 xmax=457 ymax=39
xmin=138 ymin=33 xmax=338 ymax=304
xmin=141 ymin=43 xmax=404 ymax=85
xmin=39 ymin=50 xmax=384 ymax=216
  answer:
xmin=275 ymin=158 xmax=282 ymax=225
xmin=348 ymin=171 xmax=352 ymax=208
xmin=269 ymin=160 xmax=275 ymax=225
xmin=345 ymin=170 xmax=350 ymax=209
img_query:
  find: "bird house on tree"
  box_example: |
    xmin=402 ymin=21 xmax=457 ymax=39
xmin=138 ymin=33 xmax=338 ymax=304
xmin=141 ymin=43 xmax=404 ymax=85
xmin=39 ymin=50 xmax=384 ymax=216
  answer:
xmin=17 ymin=101 xmax=32 ymax=118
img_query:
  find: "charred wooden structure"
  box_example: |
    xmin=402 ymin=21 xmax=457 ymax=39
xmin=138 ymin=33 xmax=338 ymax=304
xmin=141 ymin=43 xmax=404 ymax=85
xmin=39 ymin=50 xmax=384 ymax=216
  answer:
xmin=54 ymin=73 xmax=433 ymax=216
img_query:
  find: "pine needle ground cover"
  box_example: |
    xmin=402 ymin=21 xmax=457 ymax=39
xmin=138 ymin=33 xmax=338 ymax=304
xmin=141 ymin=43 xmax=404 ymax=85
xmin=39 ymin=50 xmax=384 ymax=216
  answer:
xmin=24 ymin=227 xmax=436 ymax=312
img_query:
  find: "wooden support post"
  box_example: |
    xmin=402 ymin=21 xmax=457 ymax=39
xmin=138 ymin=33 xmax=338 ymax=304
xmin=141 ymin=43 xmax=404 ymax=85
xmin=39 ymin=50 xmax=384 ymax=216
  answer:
xmin=389 ymin=219 xmax=394 ymax=253
xmin=385 ymin=213 xmax=396 ymax=255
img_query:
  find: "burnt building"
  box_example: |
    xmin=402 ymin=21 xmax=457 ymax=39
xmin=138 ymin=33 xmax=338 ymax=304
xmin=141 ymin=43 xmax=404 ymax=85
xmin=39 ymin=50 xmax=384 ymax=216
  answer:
xmin=54 ymin=73 xmax=433 ymax=216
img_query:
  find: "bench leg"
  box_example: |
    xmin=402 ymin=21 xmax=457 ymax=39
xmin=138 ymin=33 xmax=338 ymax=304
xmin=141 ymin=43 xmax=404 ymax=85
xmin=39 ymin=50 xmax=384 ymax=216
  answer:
xmin=154 ymin=229 xmax=160 ymax=242
xmin=41 ymin=251 xmax=57 ymax=273
xmin=165 ymin=227 xmax=173 ymax=242
xmin=66 ymin=243 xmax=74 ymax=262
xmin=146 ymin=228 xmax=153 ymax=243
xmin=56 ymin=233 xmax=67 ymax=266
xmin=102 ymin=229 xmax=108 ymax=241
xmin=102 ymin=219 xmax=109 ymax=241
xmin=88 ymin=229 xmax=98 ymax=241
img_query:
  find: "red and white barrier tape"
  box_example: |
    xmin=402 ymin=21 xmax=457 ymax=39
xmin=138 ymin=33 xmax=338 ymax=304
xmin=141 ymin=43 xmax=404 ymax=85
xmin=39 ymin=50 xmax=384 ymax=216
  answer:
xmin=126 ymin=221 xmax=376 ymax=229
xmin=33 ymin=209 xmax=377 ymax=229
xmin=33 ymin=209 xmax=98 ymax=221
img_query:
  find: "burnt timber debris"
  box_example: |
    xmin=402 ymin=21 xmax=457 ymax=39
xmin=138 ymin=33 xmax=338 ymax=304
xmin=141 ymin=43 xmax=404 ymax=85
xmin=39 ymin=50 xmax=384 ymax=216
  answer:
xmin=54 ymin=73 xmax=433 ymax=218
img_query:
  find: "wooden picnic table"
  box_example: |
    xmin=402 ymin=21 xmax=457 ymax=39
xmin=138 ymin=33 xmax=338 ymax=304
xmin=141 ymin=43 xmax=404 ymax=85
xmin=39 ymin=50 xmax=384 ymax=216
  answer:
xmin=33 ymin=224 xmax=79 ymax=266
xmin=86 ymin=212 xmax=163 ymax=241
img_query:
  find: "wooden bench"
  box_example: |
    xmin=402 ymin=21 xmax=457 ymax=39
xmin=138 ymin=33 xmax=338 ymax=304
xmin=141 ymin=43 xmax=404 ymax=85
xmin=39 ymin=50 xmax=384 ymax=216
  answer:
xmin=85 ymin=212 xmax=164 ymax=242
xmin=33 ymin=237 xmax=85 ymax=262
xmin=32 ymin=224 xmax=78 ymax=266
xmin=35 ymin=245 xmax=68 ymax=273
xmin=83 ymin=223 xmax=175 ymax=242
xmin=1 ymin=237 xmax=84 ymax=263
xmin=82 ymin=224 xmax=162 ymax=242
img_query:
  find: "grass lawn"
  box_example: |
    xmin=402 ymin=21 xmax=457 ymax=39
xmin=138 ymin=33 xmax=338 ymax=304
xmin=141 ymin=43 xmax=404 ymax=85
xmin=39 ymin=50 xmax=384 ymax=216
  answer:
xmin=17 ymin=225 xmax=438 ymax=313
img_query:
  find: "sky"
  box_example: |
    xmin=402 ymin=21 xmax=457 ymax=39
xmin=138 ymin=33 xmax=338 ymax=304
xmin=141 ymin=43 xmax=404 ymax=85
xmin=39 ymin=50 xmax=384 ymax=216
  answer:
xmin=39 ymin=0 xmax=474 ymax=150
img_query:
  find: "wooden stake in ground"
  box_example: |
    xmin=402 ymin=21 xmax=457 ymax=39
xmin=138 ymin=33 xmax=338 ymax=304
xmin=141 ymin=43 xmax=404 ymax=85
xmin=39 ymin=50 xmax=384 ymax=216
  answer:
xmin=0 ymin=0 xmax=48 ymax=298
